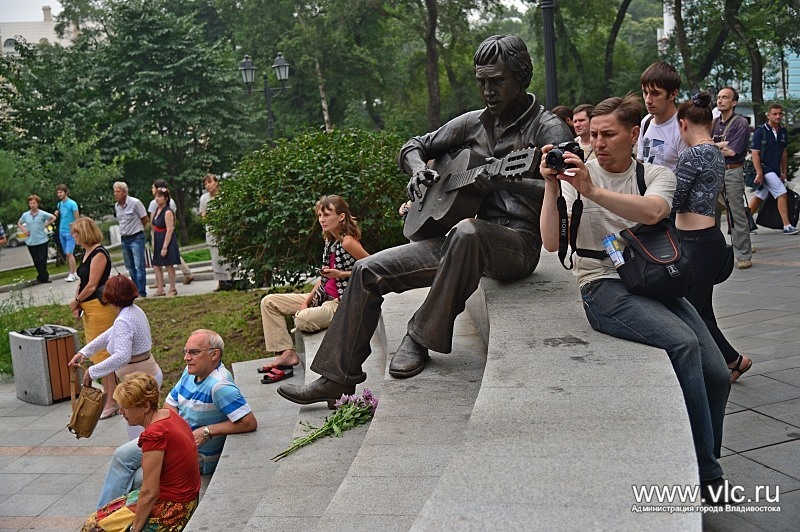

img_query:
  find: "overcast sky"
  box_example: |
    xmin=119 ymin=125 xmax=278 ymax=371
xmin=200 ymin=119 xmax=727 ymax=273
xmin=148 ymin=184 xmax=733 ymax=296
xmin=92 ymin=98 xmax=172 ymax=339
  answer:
xmin=0 ymin=1 xmax=63 ymax=23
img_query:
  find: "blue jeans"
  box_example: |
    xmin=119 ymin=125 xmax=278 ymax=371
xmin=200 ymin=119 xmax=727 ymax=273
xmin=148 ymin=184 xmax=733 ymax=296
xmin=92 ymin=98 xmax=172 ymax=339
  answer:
xmin=97 ymin=439 xmax=143 ymax=508
xmin=120 ymin=232 xmax=146 ymax=297
xmin=580 ymin=279 xmax=730 ymax=482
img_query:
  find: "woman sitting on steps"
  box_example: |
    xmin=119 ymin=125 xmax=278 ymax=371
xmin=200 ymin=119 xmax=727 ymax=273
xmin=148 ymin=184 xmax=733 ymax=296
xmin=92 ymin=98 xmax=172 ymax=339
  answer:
xmin=258 ymin=195 xmax=369 ymax=383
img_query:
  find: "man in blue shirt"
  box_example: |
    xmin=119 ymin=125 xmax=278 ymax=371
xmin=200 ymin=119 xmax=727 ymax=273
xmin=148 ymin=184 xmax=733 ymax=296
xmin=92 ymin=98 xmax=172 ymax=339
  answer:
xmin=54 ymin=184 xmax=80 ymax=281
xmin=95 ymin=329 xmax=257 ymax=508
xmin=748 ymin=104 xmax=798 ymax=234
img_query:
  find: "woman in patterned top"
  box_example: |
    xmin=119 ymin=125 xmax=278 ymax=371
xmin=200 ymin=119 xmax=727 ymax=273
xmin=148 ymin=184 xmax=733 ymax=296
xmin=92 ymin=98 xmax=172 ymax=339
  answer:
xmin=257 ymin=195 xmax=369 ymax=381
xmin=673 ymin=92 xmax=752 ymax=383
xmin=69 ymin=275 xmax=163 ymax=439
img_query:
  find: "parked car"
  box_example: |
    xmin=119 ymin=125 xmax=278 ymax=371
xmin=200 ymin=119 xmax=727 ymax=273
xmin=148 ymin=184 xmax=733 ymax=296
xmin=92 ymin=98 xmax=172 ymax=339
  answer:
xmin=4 ymin=224 xmax=27 ymax=247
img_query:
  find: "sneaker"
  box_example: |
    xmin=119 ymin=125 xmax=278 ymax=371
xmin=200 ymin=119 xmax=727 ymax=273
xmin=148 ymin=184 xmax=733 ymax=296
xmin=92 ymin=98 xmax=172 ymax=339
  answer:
xmin=751 ymin=246 xmax=757 ymax=254
xmin=783 ymin=225 xmax=800 ymax=235
xmin=65 ymin=273 xmax=77 ymax=282
xmin=182 ymin=274 xmax=194 ymax=285
xmin=737 ymin=259 xmax=752 ymax=270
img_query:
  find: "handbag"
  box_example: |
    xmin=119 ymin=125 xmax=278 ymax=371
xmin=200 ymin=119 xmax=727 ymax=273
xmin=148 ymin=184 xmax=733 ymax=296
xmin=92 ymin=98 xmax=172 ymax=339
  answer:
xmin=616 ymin=218 xmax=694 ymax=300
xmin=562 ymin=162 xmax=694 ymax=300
xmin=66 ymin=366 xmax=104 ymax=439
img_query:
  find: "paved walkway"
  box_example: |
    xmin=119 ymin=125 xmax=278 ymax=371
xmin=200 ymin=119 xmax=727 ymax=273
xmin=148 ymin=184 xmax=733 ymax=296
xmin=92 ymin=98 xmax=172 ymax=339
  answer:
xmin=1 ymin=226 xmax=799 ymax=530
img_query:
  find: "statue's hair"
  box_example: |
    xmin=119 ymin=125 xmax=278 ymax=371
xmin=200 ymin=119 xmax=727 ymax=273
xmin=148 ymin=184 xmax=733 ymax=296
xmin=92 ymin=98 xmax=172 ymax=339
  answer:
xmin=474 ymin=35 xmax=532 ymax=89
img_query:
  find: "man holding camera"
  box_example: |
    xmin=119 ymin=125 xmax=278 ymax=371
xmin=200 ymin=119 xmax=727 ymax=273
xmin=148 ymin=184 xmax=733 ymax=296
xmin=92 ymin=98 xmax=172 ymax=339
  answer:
xmin=278 ymin=35 xmax=571 ymax=406
xmin=539 ymin=94 xmax=730 ymax=499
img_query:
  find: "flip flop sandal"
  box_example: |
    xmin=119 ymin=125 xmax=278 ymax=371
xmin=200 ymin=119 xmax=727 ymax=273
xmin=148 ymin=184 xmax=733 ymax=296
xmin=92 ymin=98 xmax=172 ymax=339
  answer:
xmin=730 ymin=355 xmax=753 ymax=383
xmin=261 ymin=368 xmax=294 ymax=384
xmin=257 ymin=364 xmax=295 ymax=374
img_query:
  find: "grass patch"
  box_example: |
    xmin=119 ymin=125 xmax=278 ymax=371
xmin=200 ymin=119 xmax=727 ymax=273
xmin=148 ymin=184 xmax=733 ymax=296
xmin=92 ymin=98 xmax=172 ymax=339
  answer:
xmin=181 ymin=248 xmax=211 ymax=263
xmin=0 ymin=290 xmax=274 ymax=394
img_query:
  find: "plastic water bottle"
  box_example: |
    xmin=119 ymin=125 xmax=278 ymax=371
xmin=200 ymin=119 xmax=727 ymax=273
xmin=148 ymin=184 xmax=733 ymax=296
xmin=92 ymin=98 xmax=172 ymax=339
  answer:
xmin=602 ymin=233 xmax=625 ymax=268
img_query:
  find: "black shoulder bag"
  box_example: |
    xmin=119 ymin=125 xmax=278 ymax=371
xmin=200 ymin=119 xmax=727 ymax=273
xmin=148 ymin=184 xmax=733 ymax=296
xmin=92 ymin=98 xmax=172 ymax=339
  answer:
xmin=558 ymin=162 xmax=694 ymax=300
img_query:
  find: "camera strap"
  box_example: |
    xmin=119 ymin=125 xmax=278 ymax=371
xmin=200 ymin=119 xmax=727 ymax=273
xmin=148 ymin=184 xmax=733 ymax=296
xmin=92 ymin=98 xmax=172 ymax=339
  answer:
xmin=558 ymin=162 xmax=647 ymax=269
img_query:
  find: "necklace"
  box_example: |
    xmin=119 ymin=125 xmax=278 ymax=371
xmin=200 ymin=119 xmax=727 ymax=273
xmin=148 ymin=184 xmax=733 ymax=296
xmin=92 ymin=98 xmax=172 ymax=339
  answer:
xmin=697 ymin=139 xmax=715 ymax=145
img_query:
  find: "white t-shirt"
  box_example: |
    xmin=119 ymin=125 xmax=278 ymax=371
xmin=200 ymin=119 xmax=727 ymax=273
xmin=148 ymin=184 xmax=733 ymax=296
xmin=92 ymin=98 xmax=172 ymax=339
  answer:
xmin=637 ymin=113 xmax=687 ymax=171
xmin=562 ymin=159 xmax=676 ymax=287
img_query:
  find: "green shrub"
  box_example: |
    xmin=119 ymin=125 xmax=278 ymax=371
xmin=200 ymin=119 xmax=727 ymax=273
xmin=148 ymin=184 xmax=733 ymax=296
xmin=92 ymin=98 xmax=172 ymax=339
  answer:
xmin=207 ymin=129 xmax=408 ymax=285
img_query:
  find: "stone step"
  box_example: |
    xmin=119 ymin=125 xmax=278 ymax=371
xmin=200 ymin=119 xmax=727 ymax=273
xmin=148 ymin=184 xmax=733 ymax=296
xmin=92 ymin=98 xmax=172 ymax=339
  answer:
xmin=318 ymin=288 xmax=487 ymax=530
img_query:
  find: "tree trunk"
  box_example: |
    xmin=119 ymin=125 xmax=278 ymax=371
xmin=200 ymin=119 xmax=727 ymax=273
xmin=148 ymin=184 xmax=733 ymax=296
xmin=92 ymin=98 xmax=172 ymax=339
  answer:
xmin=672 ymin=0 xmax=696 ymax=89
xmin=423 ymin=0 xmax=441 ymax=130
xmin=315 ymin=58 xmax=333 ymax=132
xmin=603 ymin=0 xmax=633 ymax=98
xmin=726 ymin=12 xmax=764 ymax=123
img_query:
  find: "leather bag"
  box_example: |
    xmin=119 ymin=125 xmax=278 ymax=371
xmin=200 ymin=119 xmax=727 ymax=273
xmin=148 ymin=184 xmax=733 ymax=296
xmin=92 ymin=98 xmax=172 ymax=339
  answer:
xmin=66 ymin=366 xmax=104 ymax=439
xmin=617 ymin=218 xmax=694 ymax=300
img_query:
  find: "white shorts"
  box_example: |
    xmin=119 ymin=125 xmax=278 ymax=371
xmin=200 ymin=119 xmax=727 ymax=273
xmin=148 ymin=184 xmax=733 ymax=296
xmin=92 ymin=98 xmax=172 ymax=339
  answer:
xmin=754 ymin=171 xmax=787 ymax=200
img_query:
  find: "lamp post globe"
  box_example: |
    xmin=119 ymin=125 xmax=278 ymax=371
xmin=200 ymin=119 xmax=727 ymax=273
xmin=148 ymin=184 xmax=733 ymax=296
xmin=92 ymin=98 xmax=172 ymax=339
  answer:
xmin=238 ymin=55 xmax=256 ymax=91
xmin=272 ymin=52 xmax=290 ymax=83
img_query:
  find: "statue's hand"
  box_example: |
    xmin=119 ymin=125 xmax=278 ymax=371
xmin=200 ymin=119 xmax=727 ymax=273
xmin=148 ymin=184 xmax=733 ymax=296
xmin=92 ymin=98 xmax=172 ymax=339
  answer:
xmin=407 ymin=168 xmax=439 ymax=201
xmin=473 ymin=157 xmax=507 ymax=193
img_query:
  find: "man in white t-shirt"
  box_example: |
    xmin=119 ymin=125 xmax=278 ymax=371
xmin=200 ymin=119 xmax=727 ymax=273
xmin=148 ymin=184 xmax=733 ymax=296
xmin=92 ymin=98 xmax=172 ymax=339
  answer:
xmin=539 ymin=93 xmax=730 ymax=504
xmin=637 ymin=61 xmax=687 ymax=171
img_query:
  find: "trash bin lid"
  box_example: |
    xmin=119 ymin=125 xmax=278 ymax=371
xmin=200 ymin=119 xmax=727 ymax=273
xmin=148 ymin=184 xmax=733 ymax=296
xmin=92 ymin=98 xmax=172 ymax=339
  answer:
xmin=17 ymin=325 xmax=74 ymax=338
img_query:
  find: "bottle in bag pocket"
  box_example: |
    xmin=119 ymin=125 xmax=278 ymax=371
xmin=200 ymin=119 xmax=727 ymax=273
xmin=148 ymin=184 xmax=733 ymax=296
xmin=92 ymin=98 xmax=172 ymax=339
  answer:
xmin=602 ymin=233 xmax=625 ymax=268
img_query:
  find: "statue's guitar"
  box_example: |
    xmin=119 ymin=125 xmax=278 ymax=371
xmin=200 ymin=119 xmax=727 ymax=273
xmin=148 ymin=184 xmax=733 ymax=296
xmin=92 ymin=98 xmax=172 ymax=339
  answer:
xmin=403 ymin=147 xmax=539 ymax=241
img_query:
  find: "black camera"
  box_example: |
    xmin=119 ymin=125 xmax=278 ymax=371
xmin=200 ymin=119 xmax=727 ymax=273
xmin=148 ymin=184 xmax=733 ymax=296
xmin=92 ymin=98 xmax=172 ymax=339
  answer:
xmin=545 ymin=141 xmax=584 ymax=171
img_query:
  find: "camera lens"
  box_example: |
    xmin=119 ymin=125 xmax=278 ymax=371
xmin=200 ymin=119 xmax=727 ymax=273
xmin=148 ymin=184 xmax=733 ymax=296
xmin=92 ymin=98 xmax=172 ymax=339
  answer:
xmin=545 ymin=149 xmax=566 ymax=171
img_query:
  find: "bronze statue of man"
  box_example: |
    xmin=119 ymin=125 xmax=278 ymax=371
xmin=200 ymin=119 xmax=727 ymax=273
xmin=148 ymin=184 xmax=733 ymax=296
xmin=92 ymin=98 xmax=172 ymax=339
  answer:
xmin=278 ymin=35 xmax=572 ymax=406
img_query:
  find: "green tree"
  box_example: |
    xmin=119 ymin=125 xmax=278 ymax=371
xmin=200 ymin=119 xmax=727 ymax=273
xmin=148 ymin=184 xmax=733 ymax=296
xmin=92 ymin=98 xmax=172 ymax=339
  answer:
xmin=91 ymin=0 xmax=257 ymax=241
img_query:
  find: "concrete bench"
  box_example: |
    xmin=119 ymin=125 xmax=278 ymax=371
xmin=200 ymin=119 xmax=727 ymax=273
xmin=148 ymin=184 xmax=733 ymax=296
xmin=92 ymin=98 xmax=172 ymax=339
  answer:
xmin=413 ymin=252 xmax=701 ymax=530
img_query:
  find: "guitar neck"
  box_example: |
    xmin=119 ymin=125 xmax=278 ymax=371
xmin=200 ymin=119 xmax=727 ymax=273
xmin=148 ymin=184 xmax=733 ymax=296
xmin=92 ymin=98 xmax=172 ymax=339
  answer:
xmin=444 ymin=165 xmax=485 ymax=193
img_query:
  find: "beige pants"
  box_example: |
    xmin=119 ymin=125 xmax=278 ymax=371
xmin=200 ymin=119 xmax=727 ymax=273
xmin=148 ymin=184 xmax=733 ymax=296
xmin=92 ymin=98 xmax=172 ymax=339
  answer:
xmin=260 ymin=293 xmax=339 ymax=352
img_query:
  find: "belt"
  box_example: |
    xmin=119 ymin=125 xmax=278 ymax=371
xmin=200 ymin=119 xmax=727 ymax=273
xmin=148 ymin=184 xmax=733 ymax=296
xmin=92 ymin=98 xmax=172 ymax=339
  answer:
xmin=121 ymin=231 xmax=144 ymax=239
xmin=128 ymin=352 xmax=152 ymax=364
xmin=153 ymin=226 xmax=166 ymax=233
xmin=726 ymin=163 xmax=743 ymax=169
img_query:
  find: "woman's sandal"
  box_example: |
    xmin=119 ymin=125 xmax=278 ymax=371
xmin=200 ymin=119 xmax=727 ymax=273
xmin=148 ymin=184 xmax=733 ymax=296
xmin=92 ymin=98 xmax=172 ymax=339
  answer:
xmin=167 ymin=289 xmax=178 ymax=296
xmin=100 ymin=404 xmax=120 ymax=420
xmin=730 ymin=355 xmax=753 ymax=383
xmin=154 ymin=291 xmax=166 ymax=297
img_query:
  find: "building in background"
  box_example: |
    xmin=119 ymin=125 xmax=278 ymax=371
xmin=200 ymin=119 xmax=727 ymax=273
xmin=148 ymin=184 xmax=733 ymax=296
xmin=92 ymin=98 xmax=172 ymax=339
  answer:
xmin=1 ymin=6 xmax=72 ymax=55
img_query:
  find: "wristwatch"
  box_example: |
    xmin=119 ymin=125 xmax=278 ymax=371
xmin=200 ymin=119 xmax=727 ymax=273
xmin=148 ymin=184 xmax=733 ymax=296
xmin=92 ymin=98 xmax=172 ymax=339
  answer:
xmin=202 ymin=426 xmax=212 ymax=439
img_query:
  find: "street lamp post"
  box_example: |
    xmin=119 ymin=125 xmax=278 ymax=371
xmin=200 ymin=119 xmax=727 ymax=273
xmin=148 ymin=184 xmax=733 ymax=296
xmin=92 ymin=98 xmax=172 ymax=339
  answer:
xmin=541 ymin=0 xmax=558 ymax=109
xmin=239 ymin=53 xmax=291 ymax=139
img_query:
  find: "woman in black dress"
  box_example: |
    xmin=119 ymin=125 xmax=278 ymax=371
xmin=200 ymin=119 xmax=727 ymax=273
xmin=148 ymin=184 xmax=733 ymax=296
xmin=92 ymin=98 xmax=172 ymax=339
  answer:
xmin=151 ymin=187 xmax=181 ymax=296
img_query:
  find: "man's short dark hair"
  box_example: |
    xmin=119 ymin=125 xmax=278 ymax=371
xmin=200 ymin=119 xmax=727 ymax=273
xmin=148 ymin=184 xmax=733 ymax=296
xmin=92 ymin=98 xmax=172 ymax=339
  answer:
xmin=640 ymin=61 xmax=681 ymax=94
xmin=56 ymin=184 xmax=69 ymax=193
xmin=768 ymin=103 xmax=784 ymax=113
xmin=573 ymin=104 xmax=594 ymax=117
xmin=719 ymin=86 xmax=739 ymax=102
xmin=592 ymin=93 xmax=643 ymax=129
xmin=153 ymin=179 xmax=169 ymax=189
xmin=474 ymin=35 xmax=533 ymax=89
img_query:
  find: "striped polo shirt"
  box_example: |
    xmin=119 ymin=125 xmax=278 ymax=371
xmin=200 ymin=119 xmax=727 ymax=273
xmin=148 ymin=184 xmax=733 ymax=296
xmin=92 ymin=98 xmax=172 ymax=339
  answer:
xmin=166 ymin=362 xmax=252 ymax=474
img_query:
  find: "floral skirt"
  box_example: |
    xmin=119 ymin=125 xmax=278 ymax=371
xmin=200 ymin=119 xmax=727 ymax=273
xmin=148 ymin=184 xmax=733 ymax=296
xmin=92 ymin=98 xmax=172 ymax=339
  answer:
xmin=81 ymin=488 xmax=198 ymax=532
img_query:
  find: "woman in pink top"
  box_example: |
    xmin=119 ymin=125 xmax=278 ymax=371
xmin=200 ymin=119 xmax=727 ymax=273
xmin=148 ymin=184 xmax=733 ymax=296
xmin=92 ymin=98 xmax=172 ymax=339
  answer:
xmin=258 ymin=195 xmax=369 ymax=382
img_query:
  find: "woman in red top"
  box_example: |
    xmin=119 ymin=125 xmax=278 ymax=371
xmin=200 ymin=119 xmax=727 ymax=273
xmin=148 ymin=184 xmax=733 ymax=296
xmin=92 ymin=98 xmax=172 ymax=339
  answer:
xmin=82 ymin=373 xmax=200 ymax=532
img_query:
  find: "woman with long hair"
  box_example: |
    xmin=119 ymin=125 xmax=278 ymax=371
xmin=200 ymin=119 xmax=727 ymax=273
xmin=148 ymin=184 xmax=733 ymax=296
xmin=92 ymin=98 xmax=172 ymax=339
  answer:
xmin=69 ymin=275 xmax=163 ymax=439
xmin=69 ymin=217 xmax=119 ymax=418
xmin=257 ymin=195 xmax=369 ymax=381
xmin=673 ymin=92 xmax=752 ymax=382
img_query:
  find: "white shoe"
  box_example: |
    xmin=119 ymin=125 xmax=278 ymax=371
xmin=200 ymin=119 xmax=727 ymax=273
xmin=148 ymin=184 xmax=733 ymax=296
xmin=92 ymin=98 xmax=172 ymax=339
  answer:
xmin=65 ymin=273 xmax=77 ymax=282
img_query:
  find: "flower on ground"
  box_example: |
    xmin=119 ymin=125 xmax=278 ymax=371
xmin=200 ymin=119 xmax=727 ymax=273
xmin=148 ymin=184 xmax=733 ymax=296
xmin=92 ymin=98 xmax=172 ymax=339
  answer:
xmin=272 ymin=388 xmax=378 ymax=461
